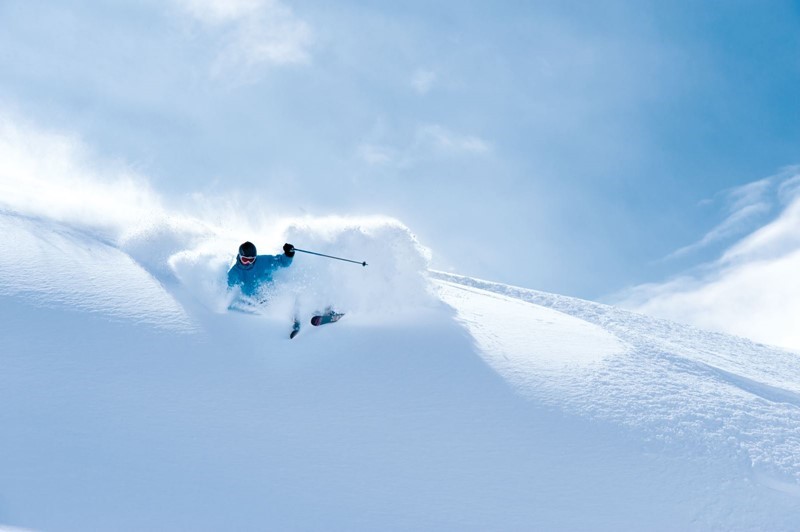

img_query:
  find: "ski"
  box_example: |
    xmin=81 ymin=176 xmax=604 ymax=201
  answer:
xmin=310 ymin=311 xmax=344 ymax=326
xmin=290 ymin=319 xmax=301 ymax=339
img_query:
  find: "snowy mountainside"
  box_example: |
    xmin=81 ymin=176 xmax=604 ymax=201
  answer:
xmin=1 ymin=208 xmax=800 ymax=530
xmin=432 ymin=272 xmax=800 ymax=492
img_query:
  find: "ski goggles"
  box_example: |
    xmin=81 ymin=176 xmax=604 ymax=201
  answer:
xmin=239 ymin=255 xmax=256 ymax=265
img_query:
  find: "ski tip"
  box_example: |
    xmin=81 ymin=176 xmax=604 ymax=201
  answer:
xmin=290 ymin=330 xmax=299 ymax=339
xmin=310 ymin=312 xmax=344 ymax=326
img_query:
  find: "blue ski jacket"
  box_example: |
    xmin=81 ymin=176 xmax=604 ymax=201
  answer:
xmin=227 ymin=253 xmax=293 ymax=298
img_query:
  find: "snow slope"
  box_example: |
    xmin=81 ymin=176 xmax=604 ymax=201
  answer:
xmin=2 ymin=208 xmax=800 ymax=531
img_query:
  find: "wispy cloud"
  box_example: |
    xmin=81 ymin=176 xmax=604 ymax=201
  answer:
xmin=356 ymin=144 xmax=395 ymax=166
xmin=665 ymin=178 xmax=773 ymax=260
xmin=414 ymin=124 xmax=491 ymax=156
xmin=411 ymin=68 xmax=437 ymax=95
xmin=357 ymin=124 xmax=491 ymax=167
xmin=616 ymin=166 xmax=800 ymax=352
xmin=177 ymin=0 xmax=264 ymax=22
xmin=174 ymin=0 xmax=313 ymax=72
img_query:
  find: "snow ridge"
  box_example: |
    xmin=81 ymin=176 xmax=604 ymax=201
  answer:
xmin=431 ymin=270 xmax=800 ymax=489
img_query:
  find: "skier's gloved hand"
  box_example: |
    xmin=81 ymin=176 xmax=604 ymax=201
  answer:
xmin=283 ymin=243 xmax=295 ymax=257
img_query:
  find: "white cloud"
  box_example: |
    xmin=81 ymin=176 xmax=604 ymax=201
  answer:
xmin=667 ymin=202 xmax=770 ymax=260
xmin=720 ymin=177 xmax=800 ymax=265
xmin=617 ymin=166 xmax=800 ymax=352
xmin=175 ymin=0 xmax=313 ymax=70
xmin=665 ymin=177 xmax=775 ymax=260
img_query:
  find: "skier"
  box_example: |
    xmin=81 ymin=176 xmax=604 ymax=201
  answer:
xmin=228 ymin=240 xmax=347 ymax=338
xmin=227 ymin=241 xmax=296 ymax=299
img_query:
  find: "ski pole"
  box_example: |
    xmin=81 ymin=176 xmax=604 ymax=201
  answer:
xmin=293 ymin=248 xmax=368 ymax=267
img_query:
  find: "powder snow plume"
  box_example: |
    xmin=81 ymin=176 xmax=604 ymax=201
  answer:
xmin=0 ymin=114 xmax=433 ymax=324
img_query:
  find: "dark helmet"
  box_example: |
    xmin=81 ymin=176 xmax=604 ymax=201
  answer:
xmin=238 ymin=241 xmax=257 ymax=258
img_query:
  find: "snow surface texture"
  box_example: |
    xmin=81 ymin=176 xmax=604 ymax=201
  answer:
xmin=433 ymin=273 xmax=800 ymax=493
xmin=2 ymin=196 xmax=800 ymax=528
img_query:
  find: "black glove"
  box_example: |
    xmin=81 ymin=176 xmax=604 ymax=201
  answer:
xmin=283 ymin=243 xmax=295 ymax=257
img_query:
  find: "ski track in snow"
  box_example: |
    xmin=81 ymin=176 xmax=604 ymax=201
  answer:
xmin=431 ymin=271 xmax=800 ymax=489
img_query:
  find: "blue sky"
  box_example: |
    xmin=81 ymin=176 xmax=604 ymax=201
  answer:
xmin=1 ymin=0 xmax=798 ymax=300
